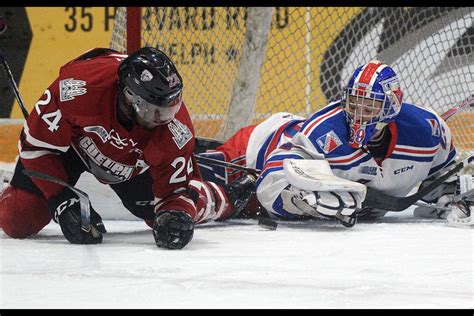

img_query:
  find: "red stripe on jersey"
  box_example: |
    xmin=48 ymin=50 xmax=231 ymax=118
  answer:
xmin=261 ymin=160 xmax=283 ymax=173
xmin=263 ymin=121 xmax=293 ymax=162
xmin=394 ymin=147 xmax=438 ymax=154
xmin=303 ymin=107 xmax=342 ymax=136
xmin=327 ymin=150 xmax=365 ymax=164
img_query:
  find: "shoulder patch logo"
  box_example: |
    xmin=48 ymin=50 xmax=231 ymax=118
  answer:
xmin=60 ymin=78 xmax=87 ymax=102
xmin=426 ymin=119 xmax=440 ymax=137
xmin=316 ymin=130 xmax=342 ymax=154
xmin=168 ymin=119 xmax=193 ymax=149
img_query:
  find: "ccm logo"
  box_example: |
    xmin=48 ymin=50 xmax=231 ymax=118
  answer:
xmin=394 ymin=165 xmax=414 ymax=175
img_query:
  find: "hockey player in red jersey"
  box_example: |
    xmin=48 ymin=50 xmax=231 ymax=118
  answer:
xmin=0 ymin=47 xmax=250 ymax=249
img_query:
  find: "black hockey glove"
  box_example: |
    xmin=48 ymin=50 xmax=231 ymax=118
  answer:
xmin=47 ymin=188 xmax=106 ymax=244
xmin=153 ymin=210 xmax=194 ymax=250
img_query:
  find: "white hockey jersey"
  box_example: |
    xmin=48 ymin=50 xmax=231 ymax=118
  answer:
xmin=255 ymin=101 xmax=457 ymax=218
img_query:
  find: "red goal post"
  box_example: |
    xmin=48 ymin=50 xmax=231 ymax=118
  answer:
xmin=110 ymin=7 xmax=473 ymax=162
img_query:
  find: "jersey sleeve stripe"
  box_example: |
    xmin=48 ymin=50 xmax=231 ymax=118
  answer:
xmin=326 ymin=149 xmax=366 ymax=164
xmin=263 ymin=121 xmax=293 ymax=161
xmin=23 ymin=122 xmax=70 ymax=152
xmin=301 ymin=107 xmax=342 ymax=137
xmin=19 ymin=149 xmax=59 ymax=159
xmin=394 ymin=144 xmax=439 ymax=153
xmin=427 ymin=147 xmax=457 ymax=176
xmin=329 ymin=155 xmax=372 ymax=170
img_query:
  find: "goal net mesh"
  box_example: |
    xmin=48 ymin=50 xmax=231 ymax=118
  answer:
xmin=110 ymin=7 xmax=473 ymax=163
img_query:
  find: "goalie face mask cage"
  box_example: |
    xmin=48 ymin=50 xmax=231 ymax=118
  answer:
xmin=342 ymin=61 xmax=404 ymax=148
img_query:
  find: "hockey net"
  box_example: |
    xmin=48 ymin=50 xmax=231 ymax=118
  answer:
xmin=110 ymin=7 xmax=473 ymax=168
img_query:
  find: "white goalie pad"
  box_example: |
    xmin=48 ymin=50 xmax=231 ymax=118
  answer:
xmin=283 ymin=158 xmax=367 ymax=199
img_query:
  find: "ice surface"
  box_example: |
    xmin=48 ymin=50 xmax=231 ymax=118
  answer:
xmin=1 ymin=162 xmax=473 ymax=308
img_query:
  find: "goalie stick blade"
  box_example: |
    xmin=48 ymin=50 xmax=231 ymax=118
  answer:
xmin=22 ymin=169 xmax=91 ymax=230
xmin=362 ymin=156 xmax=472 ymax=212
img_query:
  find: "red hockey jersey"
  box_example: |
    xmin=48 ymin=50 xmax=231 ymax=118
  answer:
xmin=19 ymin=49 xmax=201 ymax=218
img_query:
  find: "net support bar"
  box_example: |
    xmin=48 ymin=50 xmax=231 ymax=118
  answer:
xmin=223 ymin=7 xmax=274 ymax=139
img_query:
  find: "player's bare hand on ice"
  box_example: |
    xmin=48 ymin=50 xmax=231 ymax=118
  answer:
xmin=153 ymin=210 xmax=194 ymax=249
xmin=47 ymin=188 xmax=106 ymax=244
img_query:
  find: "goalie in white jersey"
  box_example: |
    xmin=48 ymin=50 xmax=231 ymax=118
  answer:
xmin=198 ymin=60 xmax=472 ymax=227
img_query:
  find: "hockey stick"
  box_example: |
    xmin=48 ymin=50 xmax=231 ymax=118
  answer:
xmin=440 ymin=94 xmax=473 ymax=121
xmin=195 ymin=155 xmax=261 ymax=176
xmin=362 ymin=155 xmax=473 ymax=211
xmin=0 ymin=17 xmax=93 ymax=232
xmin=22 ymin=169 xmax=91 ymax=231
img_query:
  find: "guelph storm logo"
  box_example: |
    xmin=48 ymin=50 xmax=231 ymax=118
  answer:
xmin=59 ymin=78 xmax=87 ymax=102
xmin=78 ymin=136 xmax=135 ymax=184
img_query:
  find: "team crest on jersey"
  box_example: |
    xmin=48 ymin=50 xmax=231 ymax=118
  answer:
xmin=83 ymin=125 xmax=137 ymax=150
xmin=316 ymin=130 xmax=342 ymax=154
xmin=59 ymin=78 xmax=87 ymax=102
xmin=427 ymin=119 xmax=441 ymax=137
xmin=168 ymin=119 xmax=192 ymax=149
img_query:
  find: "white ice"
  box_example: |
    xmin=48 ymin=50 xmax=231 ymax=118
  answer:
xmin=1 ymin=162 xmax=473 ymax=309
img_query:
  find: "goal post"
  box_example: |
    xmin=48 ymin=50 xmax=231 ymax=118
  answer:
xmin=109 ymin=7 xmax=473 ymax=160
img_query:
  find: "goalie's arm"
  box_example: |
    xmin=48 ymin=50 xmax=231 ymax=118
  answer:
xmin=255 ymin=147 xmax=311 ymax=218
xmin=255 ymin=141 xmax=366 ymax=220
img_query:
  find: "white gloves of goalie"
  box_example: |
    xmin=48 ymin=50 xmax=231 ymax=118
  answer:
xmin=282 ymin=159 xmax=366 ymax=223
xmin=290 ymin=187 xmax=363 ymax=218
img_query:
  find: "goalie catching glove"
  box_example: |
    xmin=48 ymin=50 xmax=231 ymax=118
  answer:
xmin=282 ymin=159 xmax=366 ymax=227
xmin=47 ymin=188 xmax=106 ymax=244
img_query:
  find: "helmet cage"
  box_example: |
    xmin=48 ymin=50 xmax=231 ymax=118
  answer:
xmin=343 ymin=75 xmax=402 ymax=127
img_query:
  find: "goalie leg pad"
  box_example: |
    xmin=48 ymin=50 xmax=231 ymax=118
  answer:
xmin=0 ymin=186 xmax=51 ymax=238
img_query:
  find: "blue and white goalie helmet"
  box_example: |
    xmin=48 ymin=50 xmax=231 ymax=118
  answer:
xmin=342 ymin=60 xmax=404 ymax=148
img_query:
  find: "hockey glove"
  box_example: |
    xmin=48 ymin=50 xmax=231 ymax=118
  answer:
xmin=153 ymin=210 xmax=194 ymax=250
xmin=47 ymin=188 xmax=106 ymax=244
xmin=289 ymin=187 xmax=360 ymax=227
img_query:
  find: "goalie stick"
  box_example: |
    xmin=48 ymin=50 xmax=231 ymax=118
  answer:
xmin=440 ymin=94 xmax=473 ymax=121
xmin=362 ymin=155 xmax=473 ymax=212
xmin=22 ymin=169 xmax=92 ymax=232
